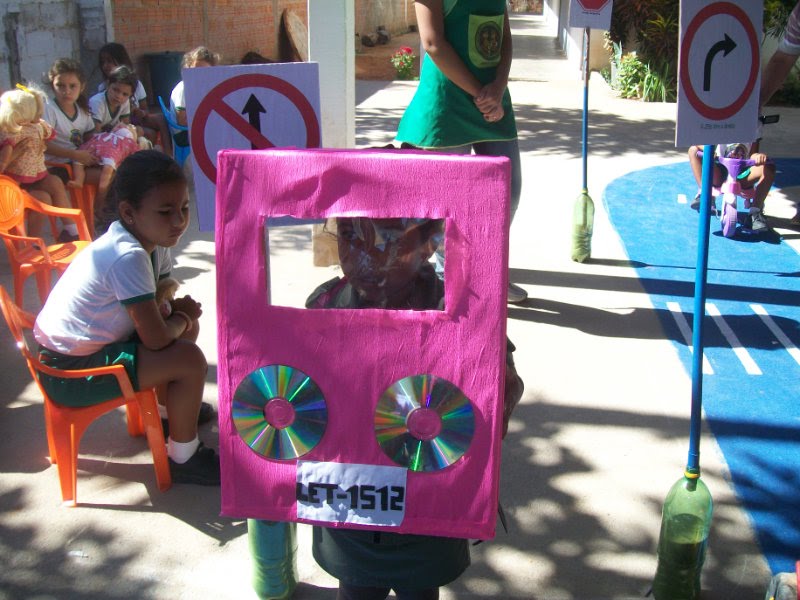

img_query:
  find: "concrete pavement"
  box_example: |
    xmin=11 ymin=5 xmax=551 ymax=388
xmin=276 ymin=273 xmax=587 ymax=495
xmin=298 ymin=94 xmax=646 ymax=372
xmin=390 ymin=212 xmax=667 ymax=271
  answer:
xmin=1 ymin=13 xmax=798 ymax=599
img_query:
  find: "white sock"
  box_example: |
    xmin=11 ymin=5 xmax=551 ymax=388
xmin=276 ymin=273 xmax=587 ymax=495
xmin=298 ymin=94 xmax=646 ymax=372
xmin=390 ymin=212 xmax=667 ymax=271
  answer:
xmin=157 ymin=403 xmax=168 ymax=419
xmin=168 ymin=436 xmax=200 ymax=464
xmin=62 ymin=222 xmax=78 ymax=235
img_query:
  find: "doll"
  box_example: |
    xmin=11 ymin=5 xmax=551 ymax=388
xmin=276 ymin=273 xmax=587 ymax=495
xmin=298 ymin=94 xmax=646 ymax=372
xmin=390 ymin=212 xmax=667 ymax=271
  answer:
xmin=74 ymin=122 xmax=150 ymax=212
xmin=0 ymin=84 xmax=53 ymax=183
xmin=0 ymin=84 xmax=79 ymax=241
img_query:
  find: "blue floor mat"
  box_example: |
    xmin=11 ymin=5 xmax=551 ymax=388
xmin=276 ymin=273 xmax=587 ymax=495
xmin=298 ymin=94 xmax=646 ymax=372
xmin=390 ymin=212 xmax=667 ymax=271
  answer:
xmin=603 ymin=158 xmax=800 ymax=574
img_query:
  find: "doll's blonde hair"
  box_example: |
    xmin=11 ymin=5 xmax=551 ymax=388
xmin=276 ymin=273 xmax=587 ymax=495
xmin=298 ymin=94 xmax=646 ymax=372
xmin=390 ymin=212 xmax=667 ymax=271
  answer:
xmin=0 ymin=84 xmax=46 ymax=134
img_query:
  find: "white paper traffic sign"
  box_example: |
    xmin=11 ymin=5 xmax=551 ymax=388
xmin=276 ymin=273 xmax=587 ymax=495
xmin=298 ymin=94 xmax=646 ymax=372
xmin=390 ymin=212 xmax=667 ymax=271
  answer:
xmin=676 ymin=1 xmax=762 ymax=147
xmin=569 ymin=0 xmax=613 ymax=30
xmin=184 ymin=63 xmax=322 ymax=230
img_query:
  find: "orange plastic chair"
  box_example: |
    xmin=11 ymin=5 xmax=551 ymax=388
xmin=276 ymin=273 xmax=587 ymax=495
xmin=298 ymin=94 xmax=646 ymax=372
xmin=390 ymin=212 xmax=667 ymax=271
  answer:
xmin=0 ymin=286 xmax=171 ymax=505
xmin=46 ymin=162 xmax=98 ymax=238
xmin=0 ymin=175 xmax=92 ymax=308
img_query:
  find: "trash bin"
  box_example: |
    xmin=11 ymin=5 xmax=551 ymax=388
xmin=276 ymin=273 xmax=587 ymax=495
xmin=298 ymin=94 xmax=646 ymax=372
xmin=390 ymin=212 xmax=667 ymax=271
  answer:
xmin=145 ymin=51 xmax=183 ymax=106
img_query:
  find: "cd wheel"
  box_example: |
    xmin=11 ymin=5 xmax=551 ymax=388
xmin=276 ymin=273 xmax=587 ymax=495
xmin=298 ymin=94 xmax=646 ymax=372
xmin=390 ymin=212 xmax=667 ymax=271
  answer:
xmin=232 ymin=364 xmax=327 ymax=460
xmin=375 ymin=374 xmax=475 ymax=472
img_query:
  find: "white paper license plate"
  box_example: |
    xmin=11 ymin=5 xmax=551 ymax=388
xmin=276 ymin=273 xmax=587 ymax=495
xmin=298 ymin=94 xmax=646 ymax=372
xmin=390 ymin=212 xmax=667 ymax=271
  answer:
xmin=296 ymin=461 xmax=407 ymax=526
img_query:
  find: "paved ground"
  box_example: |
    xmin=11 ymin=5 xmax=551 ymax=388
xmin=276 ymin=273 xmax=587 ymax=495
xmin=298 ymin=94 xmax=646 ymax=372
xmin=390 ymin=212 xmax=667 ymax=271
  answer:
xmin=1 ymin=13 xmax=798 ymax=600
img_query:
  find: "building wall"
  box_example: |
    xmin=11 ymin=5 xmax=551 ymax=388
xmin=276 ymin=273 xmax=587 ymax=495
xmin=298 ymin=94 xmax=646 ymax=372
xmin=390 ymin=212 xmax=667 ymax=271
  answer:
xmin=2 ymin=0 xmax=416 ymax=94
xmin=0 ymin=0 xmax=81 ymax=91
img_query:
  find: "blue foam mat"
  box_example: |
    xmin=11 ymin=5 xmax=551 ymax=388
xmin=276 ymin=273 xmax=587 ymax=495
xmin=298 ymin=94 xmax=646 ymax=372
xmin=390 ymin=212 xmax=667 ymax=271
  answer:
xmin=603 ymin=158 xmax=800 ymax=574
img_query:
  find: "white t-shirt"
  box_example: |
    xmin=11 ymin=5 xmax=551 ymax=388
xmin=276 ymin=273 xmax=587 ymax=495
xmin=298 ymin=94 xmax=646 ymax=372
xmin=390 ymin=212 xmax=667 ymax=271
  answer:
xmin=88 ymin=90 xmax=132 ymax=129
xmin=169 ymin=80 xmax=185 ymax=135
xmin=34 ymin=220 xmax=172 ymax=356
xmin=43 ymin=98 xmax=96 ymax=164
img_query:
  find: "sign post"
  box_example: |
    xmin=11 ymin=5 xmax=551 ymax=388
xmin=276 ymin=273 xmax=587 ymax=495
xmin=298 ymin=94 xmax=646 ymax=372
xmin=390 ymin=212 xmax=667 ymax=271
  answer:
xmin=654 ymin=2 xmax=763 ymax=596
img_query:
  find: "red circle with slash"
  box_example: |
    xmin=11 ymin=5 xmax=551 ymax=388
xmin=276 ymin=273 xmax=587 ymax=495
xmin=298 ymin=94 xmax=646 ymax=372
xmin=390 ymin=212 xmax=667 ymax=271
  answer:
xmin=191 ymin=73 xmax=321 ymax=182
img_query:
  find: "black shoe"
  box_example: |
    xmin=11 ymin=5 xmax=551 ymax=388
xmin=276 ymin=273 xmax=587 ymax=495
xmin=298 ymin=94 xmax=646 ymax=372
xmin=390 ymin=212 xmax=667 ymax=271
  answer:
xmin=169 ymin=443 xmax=221 ymax=486
xmin=162 ymin=401 xmax=215 ymax=438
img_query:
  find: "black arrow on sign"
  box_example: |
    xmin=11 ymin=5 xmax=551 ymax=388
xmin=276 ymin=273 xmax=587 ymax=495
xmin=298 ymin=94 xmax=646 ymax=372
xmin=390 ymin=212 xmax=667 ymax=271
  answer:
xmin=703 ymin=33 xmax=736 ymax=92
xmin=241 ymin=94 xmax=266 ymax=149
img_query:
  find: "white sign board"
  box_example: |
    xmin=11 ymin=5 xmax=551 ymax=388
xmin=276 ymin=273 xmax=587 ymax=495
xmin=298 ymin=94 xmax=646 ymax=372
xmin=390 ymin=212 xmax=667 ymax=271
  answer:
xmin=676 ymin=0 xmax=761 ymax=147
xmin=569 ymin=0 xmax=613 ymax=30
xmin=184 ymin=63 xmax=322 ymax=230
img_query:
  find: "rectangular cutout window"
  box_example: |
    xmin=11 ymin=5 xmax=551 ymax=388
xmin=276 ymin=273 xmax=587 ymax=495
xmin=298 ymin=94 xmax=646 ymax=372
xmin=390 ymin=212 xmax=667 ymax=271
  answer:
xmin=266 ymin=217 xmax=445 ymax=311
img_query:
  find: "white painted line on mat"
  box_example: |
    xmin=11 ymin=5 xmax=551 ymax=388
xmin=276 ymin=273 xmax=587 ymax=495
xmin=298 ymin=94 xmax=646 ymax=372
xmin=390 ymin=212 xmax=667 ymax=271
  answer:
xmin=667 ymin=302 xmax=714 ymax=374
xmin=706 ymin=303 xmax=762 ymax=375
xmin=751 ymin=304 xmax=800 ymax=367
xmin=678 ymin=193 xmax=687 ymax=205
xmin=773 ymin=227 xmax=800 ymax=257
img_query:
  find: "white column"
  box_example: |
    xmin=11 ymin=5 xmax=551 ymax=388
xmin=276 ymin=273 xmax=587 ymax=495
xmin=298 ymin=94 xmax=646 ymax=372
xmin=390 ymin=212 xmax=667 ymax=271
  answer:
xmin=308 ymin=0 xmax=355 ymax=148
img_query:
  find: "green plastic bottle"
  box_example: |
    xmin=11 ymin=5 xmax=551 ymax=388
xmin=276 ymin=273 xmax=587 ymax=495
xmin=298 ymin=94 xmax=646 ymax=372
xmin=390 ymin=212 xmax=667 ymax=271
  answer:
xmin=652 ymin=470 xmax=713 ymax=600
xmin=248 ymin=519 xmax=298 ymax=600
xmin=571 ymin=190 xmax=594 ymax=263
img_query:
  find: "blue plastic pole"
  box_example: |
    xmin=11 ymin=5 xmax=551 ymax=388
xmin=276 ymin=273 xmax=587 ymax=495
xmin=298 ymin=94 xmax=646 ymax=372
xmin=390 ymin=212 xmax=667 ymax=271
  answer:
xmin=581 ymin=27 xmax=589 ymax=191
xmin=687 ymin=145 xmax=714 ymax=472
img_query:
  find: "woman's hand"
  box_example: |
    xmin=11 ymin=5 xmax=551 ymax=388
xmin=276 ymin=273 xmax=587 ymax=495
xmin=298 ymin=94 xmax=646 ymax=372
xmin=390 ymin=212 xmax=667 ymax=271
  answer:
xmin=74 ymin=150 xmax=98 ymax=166
xmin=171 ymin=295 xmax=203 ymax=321
xmin=474 ymin=80 xmax=505 ymax=113
xmin=482 ymin=105 xmax=505 ymax=123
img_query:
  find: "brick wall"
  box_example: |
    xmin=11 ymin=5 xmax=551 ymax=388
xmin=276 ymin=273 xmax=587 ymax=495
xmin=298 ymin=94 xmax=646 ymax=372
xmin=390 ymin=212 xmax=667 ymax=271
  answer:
xmin=109 ymin=0 xmax=309 ymax=102
xmin=0 ymin=1 xmax=416 ymax=95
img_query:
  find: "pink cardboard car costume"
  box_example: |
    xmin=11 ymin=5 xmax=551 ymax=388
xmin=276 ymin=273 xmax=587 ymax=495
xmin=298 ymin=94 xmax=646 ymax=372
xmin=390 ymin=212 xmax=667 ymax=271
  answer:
xmin=216 ymin=148 xmax=510 ymax=540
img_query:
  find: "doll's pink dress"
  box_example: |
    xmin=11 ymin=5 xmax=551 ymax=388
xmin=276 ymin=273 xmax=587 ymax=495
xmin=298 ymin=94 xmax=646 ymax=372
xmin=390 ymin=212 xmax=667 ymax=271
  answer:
xmin=79 ymin=124 xmax=139 ymax=169
xmin=0 ymin=120 xmax=54 ymax=183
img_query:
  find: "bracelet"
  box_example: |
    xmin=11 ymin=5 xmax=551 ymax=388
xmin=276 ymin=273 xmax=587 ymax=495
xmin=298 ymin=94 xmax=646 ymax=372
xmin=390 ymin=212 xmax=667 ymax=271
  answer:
xmin=171 ymin=310 xmax=193 ymax=333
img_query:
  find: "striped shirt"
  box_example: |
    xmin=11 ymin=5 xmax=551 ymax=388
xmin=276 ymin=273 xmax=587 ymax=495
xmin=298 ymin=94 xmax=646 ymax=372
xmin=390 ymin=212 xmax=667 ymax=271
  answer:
xmin=778 ymin=2 xmax=800 ymax=55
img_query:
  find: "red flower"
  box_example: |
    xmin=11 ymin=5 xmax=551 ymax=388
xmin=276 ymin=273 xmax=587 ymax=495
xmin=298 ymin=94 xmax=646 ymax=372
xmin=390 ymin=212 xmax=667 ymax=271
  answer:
xmin=399 ymin=46 xmax=414 ymax=54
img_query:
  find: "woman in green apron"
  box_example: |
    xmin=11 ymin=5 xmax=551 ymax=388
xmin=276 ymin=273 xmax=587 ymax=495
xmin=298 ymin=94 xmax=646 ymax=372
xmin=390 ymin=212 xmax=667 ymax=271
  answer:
xmin=396 ymin=0 xmax=526 ymax=304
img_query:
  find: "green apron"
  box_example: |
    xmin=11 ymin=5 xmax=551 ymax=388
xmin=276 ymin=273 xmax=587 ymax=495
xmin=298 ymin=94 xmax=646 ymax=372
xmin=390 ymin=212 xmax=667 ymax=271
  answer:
xmin=397 ymin=0 xmax=517 ymax=149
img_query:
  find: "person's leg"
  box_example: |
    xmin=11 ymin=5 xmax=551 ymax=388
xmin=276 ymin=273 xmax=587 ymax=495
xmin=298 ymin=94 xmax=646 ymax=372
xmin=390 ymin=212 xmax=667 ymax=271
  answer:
xmin=28 ymin=174 xmax=79 ymax=241
xmin=473 ymin=138 xmax=527 ymax=303
xmin=135 ymin=339 xmax=218 ymax=485
xmin=741 ymin=162 xmax=776 ymax=232
xmin=22 ymin=187 xmax=50 ymax=238
xmin=742 ymin=163 xmax=776 ymax=211
xmin=421 ymin=145 xmax=472 ymax=278
xmin=687 ymin=146 xmax=726 ymax=210
xmin=68 ymin=162 xmax=85 ymax=188
xmin=143 ymin=112 xmax=173 ymax=156
xmin=136 ymin=339 xmax=206 ymax=443
xmin=687 ymin=145 xmax=703 ymax=189
xmin=336 ymin=583 xmax=391 ymax=600
xmin=93 ymin=165 xmax=117 ymax=233
xmin=472 ymin=138 xmax=522 ymax=222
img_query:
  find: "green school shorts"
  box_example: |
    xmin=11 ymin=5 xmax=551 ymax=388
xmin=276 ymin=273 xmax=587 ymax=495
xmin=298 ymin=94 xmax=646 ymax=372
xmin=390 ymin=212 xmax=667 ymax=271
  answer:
xmin=38 ymin=342 xmax=140 ymax=407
